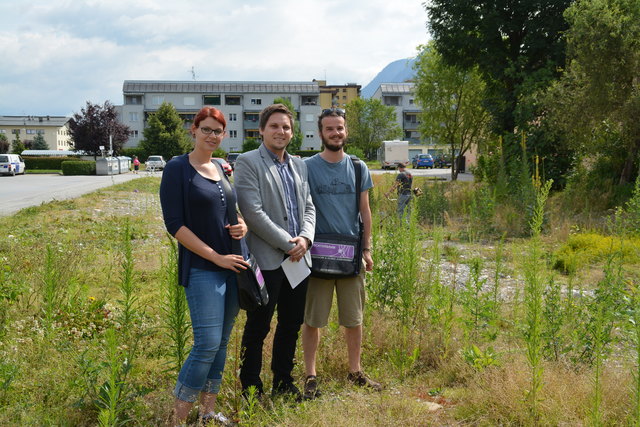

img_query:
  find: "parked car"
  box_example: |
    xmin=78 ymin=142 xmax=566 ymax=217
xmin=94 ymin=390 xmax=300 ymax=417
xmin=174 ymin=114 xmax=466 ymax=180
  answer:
xmin=145 ymin=155 xmax=166 ymax=171
xmin=412 ymin=154 xmax=434 ymax=169
xmin=433 ymin=155 xmax=452 ymax=168
xmin=0 ymin=154 xmax=26 ymax=176
xmin=226 ymin=152 xmax=242 ymax=170
xmin=212 ymin=157 xmax=233 ymax=176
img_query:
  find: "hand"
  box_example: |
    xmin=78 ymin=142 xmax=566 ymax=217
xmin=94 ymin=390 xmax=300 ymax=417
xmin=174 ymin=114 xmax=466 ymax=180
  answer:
xmin=287 ymin=236 xmax=309 ymax=262
xmin=226 ymin=219 xmax=247 ymax=240
xmin=363 ymin=250 xmax=374 ymax=271
xmin=212 ymin=253 xmax=250 ymax=272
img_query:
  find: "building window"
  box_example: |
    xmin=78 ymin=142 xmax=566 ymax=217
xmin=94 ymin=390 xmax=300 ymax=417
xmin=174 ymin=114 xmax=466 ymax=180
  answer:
xmin=12 ymin=129 xmax=20 ymax=135
xmin=130 ymin=130 xmax=139 ymax=138
xmin=229 ymin=130 xmax=237 ymax=138
xmin=305 ymin=131 xmax=314 ymax=139
xmin=229 ymin=113 xmax=237 ymax=121
xmin=302 ymin=96 xmax=318 ymax=105
xmin=0 ymin=129 xmax=5 ymax=134
xmin=245 ymin=130 xmax=260 ymax=139
xmin=184 ymin=96 xmax=195 ymax=106
xmin=251 ymin=98 xmax=262 ymax=105
xmin=37 ymin=129 xmax=44 ymax=134
xmin=152 ymin=95 xmax=164 ymax=105
xmin=225 ymin=96 xmax=241 ymax=105
xmin=203 ymin=95 xmax=221 ymax=105
xmin=129 ymin=112 xmax=138 ymax=122
xmin=26 ymin=129 xmax=37 ymax=134
xmin=342 ymin=96 xmax=347 ymax=100
xmin=126 ymin=95 xmax=141 ymax=105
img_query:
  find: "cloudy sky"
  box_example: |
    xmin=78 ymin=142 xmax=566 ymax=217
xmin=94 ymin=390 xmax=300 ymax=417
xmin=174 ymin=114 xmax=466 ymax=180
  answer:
xmin=0 ymin=0 xmax=430 ymax=117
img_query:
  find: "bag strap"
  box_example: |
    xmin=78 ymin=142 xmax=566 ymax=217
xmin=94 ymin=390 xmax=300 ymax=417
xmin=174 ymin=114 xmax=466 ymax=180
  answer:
xmin=213 ymin=161 xmax=243 ymax=256
xmin=351 ymin=156 xmax=362 ymax=223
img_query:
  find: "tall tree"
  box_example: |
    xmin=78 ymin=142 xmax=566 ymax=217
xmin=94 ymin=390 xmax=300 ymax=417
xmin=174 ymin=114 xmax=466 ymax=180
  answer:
xmin=413 ymin=43 xmax=491 ymax=180
xmin=426 ymin=0 xmax=572 ymax=155
xmin=0 ymin=134 xmax=8 ymax=154
xmin=139 ymin=102 xmax=192 ymax=160
xmin=273 ymin=97 xmax=303 ymax=153
xmin=546 ymin=0 xmax=640 ymax=185
xmin=11 ymin=133 xmax=24 ymax=155
xmin=345 ymin=98 xmax=402 ymax=160
xmin=32 ymin=133 xmax=49 ymax=150
xmin=69 ymin=101 xmax=130 ymax=157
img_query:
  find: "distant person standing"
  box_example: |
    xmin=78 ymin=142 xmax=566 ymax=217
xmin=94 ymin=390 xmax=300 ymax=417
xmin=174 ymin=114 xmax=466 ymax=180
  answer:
xmin=132 ymin=156 xmax=140 ymax=174
xmin=386 ymin=163 xmax=413 ymax=219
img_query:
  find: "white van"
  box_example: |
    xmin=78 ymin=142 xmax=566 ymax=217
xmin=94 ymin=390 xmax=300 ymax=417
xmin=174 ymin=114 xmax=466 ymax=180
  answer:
xmin=0 ymin=154 xmax=26 ymax=176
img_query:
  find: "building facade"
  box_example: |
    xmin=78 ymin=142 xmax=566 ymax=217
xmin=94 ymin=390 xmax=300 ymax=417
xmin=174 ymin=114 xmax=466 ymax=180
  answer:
xmin=371 ymin=83 xmax=422 ymax=145
xmin=315 ymin=80 xmax=361 ymax=109
xmin=0 ymin=116 xmax=72 ymax=151
xmin=117 ymin=80 xmax=324 ymax=152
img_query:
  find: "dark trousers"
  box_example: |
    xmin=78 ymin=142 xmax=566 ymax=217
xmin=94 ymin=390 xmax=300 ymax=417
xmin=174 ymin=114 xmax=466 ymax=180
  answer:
xmin=239 ymin=267 xmax=308 ymax=392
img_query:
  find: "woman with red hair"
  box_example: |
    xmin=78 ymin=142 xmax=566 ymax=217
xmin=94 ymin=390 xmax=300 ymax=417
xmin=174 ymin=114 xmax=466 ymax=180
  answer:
xmin=160 ymin=106 xmax=248 ymax=425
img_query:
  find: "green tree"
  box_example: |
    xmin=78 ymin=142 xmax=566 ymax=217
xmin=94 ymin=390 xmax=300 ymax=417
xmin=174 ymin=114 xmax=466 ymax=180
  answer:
xmin=242 ymin=137 xmax=260 ymax=152
xmin=69 ymin=101 xmax=131 ymax=157
xmin=425 ymin=0 xmax=572 ymax=156
xmin=545 ymin=0 xmax=640 ymax=186
xmin=139 ymin=102 xmax=192 ymax=160
xmin=273 ymin=97 xmax=302 ymax=153
xmin=0 ymin=134 xmax=8 ymax=154
xmin=32 ymin=133 xmax=49 ymax=150
xmin=11 ymin=133 xmax=25 ymax=155
xmin=345 ymin=98 xmax=401 ymax=160
xmin=413 ymin=43 xmax=491 ymax=180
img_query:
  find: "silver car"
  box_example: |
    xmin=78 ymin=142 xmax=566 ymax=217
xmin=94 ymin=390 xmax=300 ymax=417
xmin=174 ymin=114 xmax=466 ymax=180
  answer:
xmin=145 ymin=155 xmax=166 ymax=171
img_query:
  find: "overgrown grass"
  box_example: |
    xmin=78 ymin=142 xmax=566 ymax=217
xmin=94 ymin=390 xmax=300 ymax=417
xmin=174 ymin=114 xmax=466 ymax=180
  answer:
xmin=0 ymin=174 xmax=639 ymax=425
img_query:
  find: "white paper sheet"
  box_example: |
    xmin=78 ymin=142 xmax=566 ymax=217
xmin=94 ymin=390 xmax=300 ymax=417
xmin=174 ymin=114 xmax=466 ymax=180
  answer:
xmin=281 ymin=257 xmax=310 ymax=289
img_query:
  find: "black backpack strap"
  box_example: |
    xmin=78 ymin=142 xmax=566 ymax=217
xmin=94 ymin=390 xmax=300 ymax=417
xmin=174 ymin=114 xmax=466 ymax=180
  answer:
xmin=213 ymin=161 xmax=242 ymax=256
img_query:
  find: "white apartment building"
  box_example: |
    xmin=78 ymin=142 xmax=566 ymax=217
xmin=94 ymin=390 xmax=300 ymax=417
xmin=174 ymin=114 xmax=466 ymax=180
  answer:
xmin=118 ymin=80 xmax=323 ymax=151
xmin=371 ymin=83 xmax=422 ymax=145
xmin=0 ymin=115 xmax=72 ymax=151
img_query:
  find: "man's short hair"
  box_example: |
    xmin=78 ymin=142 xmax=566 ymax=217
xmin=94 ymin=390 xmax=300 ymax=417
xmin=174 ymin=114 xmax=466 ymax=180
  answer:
xmin=317 ymin=108 xmax=346 ymax=132
xmin=398 ymin=163 xmax=406 ymax=169
xmin=259 ymin=104 xmax=294 ymax=131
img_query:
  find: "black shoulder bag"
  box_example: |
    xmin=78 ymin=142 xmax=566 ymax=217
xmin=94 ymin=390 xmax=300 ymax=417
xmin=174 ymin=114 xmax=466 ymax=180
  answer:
xmin=309 ymin=157 xmax=364 ymax=279
xmin=215 ymin=162 xmax=269 ymax=311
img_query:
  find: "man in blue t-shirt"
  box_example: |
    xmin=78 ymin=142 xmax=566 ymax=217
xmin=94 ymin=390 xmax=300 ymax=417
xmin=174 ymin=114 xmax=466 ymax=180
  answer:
xmin=301 ymin=108 xmax=382 ymax=400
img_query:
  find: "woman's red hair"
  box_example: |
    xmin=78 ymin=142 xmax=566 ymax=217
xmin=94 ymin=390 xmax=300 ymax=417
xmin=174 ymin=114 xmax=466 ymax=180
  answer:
xmin=193 ymin=106 xmax=226 ymax=129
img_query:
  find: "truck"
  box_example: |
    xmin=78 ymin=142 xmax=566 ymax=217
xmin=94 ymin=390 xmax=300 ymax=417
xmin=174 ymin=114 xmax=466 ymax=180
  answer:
xmin=378 ymin=140 xmax=409 ymax=169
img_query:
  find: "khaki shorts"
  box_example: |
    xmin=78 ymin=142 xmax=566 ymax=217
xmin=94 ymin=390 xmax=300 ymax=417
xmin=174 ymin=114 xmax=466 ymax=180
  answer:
xmin=304 ymin=272 xmax=366 ymax=328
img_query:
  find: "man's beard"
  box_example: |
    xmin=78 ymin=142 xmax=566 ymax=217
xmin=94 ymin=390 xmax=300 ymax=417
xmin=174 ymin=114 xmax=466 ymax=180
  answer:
xmin=321 ymin=137 xmax=345 ymax=152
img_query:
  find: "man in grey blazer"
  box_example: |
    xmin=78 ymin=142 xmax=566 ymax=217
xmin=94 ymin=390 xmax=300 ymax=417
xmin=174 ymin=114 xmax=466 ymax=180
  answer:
xmin=234 ymin=104 xmax=315 ymax=401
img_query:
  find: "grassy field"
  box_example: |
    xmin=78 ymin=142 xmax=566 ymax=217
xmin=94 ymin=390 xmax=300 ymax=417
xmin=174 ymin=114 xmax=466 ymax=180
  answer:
xmin=0 ymin=174 xmax=639 ymax=425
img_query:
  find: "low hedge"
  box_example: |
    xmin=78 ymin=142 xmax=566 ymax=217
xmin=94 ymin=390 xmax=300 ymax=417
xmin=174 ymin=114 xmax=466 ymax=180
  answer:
xmin=61 ymin=161 xmax=96 ymax=176
xmin=23 ymin=156 xmax=78 ymax=170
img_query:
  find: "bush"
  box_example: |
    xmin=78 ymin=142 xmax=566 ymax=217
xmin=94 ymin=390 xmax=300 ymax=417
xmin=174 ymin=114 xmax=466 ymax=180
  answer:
xmin=23 ymin=156 xmax=78 ymax=170
xmin=417 ymin=181 xmax=449 ymax=226
xmin=61 ymin=161 xmax=96 ymax=176
xmin=120 ymin=147 xmax=148 ymax=161
xmin=553 ymin=232 xmax=640 ymax=273
xmin=296 ymin=150 xmax=321 ymax=158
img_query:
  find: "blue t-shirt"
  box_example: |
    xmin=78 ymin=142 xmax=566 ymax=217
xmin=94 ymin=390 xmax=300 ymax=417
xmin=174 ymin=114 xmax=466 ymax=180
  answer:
xmin=305 ymin=154 xmax=373 ymax=236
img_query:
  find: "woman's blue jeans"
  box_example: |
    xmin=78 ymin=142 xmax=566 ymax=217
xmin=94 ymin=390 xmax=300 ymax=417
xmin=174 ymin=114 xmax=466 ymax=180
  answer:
xmin=174 ymin=268 xmax=239 ymax=402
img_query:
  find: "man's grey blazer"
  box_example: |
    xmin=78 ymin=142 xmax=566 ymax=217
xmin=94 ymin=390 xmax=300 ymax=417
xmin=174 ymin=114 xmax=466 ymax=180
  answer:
xmin=234 ymin=144 xmax=316 ymax=271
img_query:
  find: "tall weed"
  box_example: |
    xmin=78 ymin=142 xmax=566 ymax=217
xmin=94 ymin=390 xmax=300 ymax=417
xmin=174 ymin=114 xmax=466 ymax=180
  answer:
xmin=160 ymin=237 xmax=190 ymax=371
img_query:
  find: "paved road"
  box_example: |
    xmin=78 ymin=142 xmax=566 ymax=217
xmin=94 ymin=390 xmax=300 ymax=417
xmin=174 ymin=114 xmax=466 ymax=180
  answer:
xmin=0 ymin=171 xmax=154 ymax=217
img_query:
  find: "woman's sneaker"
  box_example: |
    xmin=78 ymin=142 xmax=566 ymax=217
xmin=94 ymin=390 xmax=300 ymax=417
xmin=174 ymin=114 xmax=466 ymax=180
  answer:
xmin=200 ymin=411 xmax=235 ymax=426
xmin=347 ymin=371 xmax=382 ymax=391
xmin=303 ymin=375 xmax=322 ymax=400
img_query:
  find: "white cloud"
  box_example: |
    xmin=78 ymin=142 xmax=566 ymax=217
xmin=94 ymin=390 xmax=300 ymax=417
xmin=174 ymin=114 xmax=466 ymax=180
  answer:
xmin=0 ymin=0 xmax=429 ymax=115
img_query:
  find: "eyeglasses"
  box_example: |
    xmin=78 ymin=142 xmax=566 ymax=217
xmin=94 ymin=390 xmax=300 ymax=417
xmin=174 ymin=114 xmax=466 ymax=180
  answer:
xmin=320 ymin=108 xmax=346 ymax=117
xmin=200 ymin=127 xmax=225 ymax=136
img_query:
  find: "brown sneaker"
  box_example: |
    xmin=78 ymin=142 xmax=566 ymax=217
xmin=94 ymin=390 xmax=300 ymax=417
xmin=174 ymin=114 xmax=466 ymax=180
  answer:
xmin=347 ymin=371 xmax=382 ymax=391
xmin=303 ymin=375 xmax=322 ymax=400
